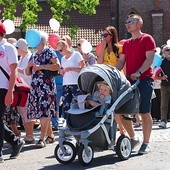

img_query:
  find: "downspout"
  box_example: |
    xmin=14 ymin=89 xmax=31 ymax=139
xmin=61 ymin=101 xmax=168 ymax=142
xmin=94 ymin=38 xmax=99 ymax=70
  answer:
xmin=116 ymin=0 xmax=119 ymax=35
xmin=109 ymin=0 xmax=113 ymax=25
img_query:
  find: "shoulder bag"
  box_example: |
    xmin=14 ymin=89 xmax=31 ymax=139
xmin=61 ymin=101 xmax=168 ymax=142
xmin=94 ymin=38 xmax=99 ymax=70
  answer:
xmin=0 ymin=66 xmax=30 ymax=107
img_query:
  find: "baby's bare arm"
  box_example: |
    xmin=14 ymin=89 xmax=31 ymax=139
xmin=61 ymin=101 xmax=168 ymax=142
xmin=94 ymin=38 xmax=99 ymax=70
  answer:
xmin=86 ymin=100 xmax=100 ymax=107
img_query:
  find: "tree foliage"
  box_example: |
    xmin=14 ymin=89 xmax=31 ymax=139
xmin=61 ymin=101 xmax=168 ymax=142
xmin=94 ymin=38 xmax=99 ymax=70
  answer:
xmin=0 ymin=0 xmax=99 ymax=36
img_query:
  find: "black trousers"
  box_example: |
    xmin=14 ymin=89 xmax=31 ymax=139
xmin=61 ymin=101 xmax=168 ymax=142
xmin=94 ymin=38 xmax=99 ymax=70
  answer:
xmin=0 ymin=89 xmax=18 ymax=155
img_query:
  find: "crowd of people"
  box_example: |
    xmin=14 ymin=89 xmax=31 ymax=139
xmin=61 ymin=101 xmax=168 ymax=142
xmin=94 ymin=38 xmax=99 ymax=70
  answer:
xmin=0 ymin=13 xmax=169 ymax=163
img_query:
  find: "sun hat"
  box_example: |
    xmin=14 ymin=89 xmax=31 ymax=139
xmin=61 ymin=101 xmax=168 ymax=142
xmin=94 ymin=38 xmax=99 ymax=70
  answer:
xmin=14 ymin=38 xmax=28 ymax=52
xmin=0 ymin=21 xmax=6 ymax=35
xmin=97 ymin=81 xmax=111 ymax=90
xmin=162 ymin=44 xmax=170 ymax=52
xmin=162 ymin=44 xmax=170 ymax=53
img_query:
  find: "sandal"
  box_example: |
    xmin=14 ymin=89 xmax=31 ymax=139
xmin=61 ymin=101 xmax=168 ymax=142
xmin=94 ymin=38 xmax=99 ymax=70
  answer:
xmin=45 ymin=136 xmax=55 ymax=144
xmin=35 ymin=139 xmax=46 ymax=148
xmin=24 ymin=136 xmax=35 ymax=144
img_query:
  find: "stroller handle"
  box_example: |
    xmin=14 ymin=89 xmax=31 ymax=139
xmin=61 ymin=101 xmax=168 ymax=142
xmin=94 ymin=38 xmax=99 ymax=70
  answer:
xmin=126 ymin=76 xmax=140 ymax=90
xmin=132 ymin=78 xmax=140 ymax=89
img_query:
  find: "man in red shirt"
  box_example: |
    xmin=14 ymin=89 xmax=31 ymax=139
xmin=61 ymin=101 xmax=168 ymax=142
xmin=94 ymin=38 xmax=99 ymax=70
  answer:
xmin=117 ymin=14 xmax=156 ymax=154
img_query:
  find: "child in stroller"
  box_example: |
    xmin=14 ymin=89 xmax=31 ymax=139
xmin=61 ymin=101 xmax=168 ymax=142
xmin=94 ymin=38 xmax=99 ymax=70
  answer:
xmin=78 ymin=81 xmax=111 ymax=110
xmin=55 ymin=64 xmax=140 ymax=166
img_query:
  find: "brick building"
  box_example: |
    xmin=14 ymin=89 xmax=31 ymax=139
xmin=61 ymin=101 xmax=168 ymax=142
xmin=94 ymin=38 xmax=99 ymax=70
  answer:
xmin=0 ymin=0 xmax=170 ymax=48
xmin=113 ymin=0 xmax=170 ymax=47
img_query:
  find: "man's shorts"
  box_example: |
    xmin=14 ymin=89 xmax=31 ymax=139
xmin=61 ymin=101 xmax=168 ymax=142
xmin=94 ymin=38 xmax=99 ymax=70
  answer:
xmin=137 ymin=78 xmax=153 ymax=113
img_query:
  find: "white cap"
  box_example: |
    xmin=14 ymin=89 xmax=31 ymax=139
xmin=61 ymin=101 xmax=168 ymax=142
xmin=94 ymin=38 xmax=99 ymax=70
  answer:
xmin=163 ymin=44 xmax=170 ymax=51
xmin=14 ymin=38 xmax=28 ymax=52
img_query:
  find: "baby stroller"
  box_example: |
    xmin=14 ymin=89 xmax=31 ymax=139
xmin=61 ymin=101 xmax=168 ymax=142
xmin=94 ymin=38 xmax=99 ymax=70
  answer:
xmin=54 ymin=64 xmax=140 ymax=166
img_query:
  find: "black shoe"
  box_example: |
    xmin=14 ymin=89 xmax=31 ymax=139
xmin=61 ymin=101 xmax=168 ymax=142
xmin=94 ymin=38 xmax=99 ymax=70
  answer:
xmin=10 ymin=139 xmax=25 ymax=159
xmin=52 ymin=126 xmax=58 ymax=131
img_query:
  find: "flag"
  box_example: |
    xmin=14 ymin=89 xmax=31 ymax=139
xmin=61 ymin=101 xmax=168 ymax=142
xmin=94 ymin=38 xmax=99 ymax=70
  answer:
xmin=153 ymin=67 xmax=163 ymax=77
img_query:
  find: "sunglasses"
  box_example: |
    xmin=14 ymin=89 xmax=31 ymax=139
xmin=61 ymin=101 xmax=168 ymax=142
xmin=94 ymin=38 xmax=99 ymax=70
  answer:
xmin=165 ymin=49 xmax=170 ymax=52
xmin=77 ymin=43 xmax=81 ymax=47
xmin=125 ymin=20 xmax=138 ymax=25
xmin=16 ymin=47 xmax=19 ymax=49
xmin=102 ymin=33 xmax=110 ymax=38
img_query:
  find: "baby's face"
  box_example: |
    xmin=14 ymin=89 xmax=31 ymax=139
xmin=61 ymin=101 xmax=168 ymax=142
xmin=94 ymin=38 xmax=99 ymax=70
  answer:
xmin=99 ymin=84 xmax=110 ymax=96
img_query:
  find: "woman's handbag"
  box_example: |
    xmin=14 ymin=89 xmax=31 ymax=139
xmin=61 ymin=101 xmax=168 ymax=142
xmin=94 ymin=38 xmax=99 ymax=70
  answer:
xmin=42 ymin=70 xmax=61 ymax=78
xmin=0 ymin=66 xmax=30 ymax=107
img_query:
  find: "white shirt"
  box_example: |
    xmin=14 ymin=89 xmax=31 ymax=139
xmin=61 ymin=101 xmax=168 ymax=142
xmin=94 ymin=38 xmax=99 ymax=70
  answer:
xmin=18 ymin=51 xmax=32 ymax=86
xmin=61 ymin=51 xmax=83 ymax=85
xmin=0 ymin=39 xmax=18 ymax=89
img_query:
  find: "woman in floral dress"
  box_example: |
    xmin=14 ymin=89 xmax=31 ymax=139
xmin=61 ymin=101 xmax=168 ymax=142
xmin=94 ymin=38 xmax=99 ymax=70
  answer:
xmin=25 ymin=32 xmax=60 ymax=148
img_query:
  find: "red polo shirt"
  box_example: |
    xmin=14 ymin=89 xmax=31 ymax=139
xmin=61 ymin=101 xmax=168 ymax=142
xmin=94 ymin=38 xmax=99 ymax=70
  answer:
xmin=122 ymin=33 xmax=156 ymax=79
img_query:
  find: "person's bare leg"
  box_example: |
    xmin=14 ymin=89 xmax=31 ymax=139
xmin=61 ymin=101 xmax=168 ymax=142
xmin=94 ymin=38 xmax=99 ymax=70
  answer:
xmin=140 ymin=113 xmax=153 ymax=143
xmin=40 ymin=117 xmax=51 ymax=141
xmin=115 ymin=114 xmax=126 ymax=135
xmin=47 ymin=121 xmax=54 ymax=138
xmin=10 ymin=124 xmax=20 ymax=137
xmin=135 ymin=114 xmax=141 ymax=123
xmin=120 ymin=115 xmax=135 ymax=137
xmin=24 ymin=121 xmax=35 ymax=139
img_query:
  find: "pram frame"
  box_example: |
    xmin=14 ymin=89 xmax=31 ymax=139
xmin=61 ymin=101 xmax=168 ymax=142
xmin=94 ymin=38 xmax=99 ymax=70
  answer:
xmin=57 ymin=79 xmax=139 ymax=159
xmin=56 ymin=64 xmax=140 ymax=165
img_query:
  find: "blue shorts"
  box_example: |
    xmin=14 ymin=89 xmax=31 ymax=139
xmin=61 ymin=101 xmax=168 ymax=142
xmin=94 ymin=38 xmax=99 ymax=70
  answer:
xmin=137 ymin=78 xmax=153 ymax=114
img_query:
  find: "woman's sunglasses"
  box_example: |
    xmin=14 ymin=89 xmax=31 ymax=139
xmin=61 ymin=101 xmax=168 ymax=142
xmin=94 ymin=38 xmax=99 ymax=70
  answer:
xmin=101 ymin=33 xmax=110 ymax=38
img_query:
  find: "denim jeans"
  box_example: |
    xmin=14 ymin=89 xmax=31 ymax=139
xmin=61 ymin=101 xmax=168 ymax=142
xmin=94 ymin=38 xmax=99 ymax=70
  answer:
xmin=51 ymin=83 xmax=63 ymax=127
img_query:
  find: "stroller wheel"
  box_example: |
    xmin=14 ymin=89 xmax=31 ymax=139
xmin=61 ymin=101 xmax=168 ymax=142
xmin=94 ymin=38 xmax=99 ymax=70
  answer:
xmin=54 ymin=141 xmax=76 ymax=164
xmin=78 ymin=144 xmax=94 ymax=166
xmin=116 ymin=135 xmax=132 ymax=160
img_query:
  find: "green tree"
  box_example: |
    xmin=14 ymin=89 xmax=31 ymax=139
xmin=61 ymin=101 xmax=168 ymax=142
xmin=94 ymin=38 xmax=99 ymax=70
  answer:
xmin=0 ymin=0 xmax=99 ymax=36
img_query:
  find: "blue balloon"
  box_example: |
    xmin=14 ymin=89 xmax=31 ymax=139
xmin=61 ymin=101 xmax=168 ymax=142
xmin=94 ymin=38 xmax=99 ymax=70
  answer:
xmin=25 ymin=29 xmax=41 ymax=48
xmin=152 ymin=53 xmax=162 ymax=67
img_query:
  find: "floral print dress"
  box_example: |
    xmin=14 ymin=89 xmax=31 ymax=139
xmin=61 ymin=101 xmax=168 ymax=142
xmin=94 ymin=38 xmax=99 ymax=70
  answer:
xmin=27 ymin=48 xmax=57 ymax=119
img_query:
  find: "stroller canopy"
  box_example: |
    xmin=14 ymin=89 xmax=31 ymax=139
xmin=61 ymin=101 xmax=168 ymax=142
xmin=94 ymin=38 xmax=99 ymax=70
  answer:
xmin=78 ymin=64 xmax=131 ymax=102
xmin=78 ymin=64 xmax=139 ymax=114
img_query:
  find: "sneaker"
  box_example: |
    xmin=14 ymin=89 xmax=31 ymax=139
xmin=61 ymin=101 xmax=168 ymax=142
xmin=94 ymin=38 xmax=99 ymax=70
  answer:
xmin=10 ymin=139 xmax=25 ymax=159
xmin=158 ymin=121 xmax=167 ymax=128
xmin=0 ymin=156 xmax=4 ymax=163
xmin=52 ymin=126 xmax=58 ymax=131
xmin=131 ymin=137 xmax=140 ymax=150
xmin=138 ymin=143 xmax=150 ymax=155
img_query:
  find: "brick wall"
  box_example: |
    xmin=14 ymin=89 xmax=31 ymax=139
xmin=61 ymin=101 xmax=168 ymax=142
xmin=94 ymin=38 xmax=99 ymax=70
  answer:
xmin=110 ymin=0 xmax=170 ymax=47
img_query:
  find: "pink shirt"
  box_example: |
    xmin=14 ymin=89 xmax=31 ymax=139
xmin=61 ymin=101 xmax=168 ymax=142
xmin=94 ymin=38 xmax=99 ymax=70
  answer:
xmin=122 ymin=33 xmax=156 ymax=79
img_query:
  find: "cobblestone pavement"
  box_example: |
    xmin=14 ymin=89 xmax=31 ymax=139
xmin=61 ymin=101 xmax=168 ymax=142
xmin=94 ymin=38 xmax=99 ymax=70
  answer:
xmin=134 ymin=121 xmax=170 ymax=142
xmin=0 ymin=121 xmax=170 ymax=170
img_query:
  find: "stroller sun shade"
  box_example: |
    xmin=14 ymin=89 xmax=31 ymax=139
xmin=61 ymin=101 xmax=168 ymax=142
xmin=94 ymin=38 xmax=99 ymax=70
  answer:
xmin=77 ymin=64 xmax=140 ymax=114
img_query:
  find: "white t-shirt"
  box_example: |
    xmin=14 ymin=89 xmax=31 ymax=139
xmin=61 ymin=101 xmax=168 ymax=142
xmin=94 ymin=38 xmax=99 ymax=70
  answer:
xmin=18 ymin=51 xmax=32 ymax=86
xmin=61 ymin=51 xmax=83 ymax=85
xmin=0 ymin=39 xmax=18 ymax=89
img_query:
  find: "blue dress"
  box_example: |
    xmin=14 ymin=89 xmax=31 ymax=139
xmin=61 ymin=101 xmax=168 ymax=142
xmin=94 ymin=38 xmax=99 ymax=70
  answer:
xmin=27 ymin=48 xmax=57 ymax=119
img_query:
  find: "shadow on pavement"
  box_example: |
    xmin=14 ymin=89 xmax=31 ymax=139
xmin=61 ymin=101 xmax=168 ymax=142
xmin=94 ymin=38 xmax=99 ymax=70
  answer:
xmin=39 ymin=150 xmax=142 ymax=170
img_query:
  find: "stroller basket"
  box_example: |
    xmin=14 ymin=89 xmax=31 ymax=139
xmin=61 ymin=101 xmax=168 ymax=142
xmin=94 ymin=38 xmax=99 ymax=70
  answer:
xmin=67 ymin=105 xmax=101 ymax=131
